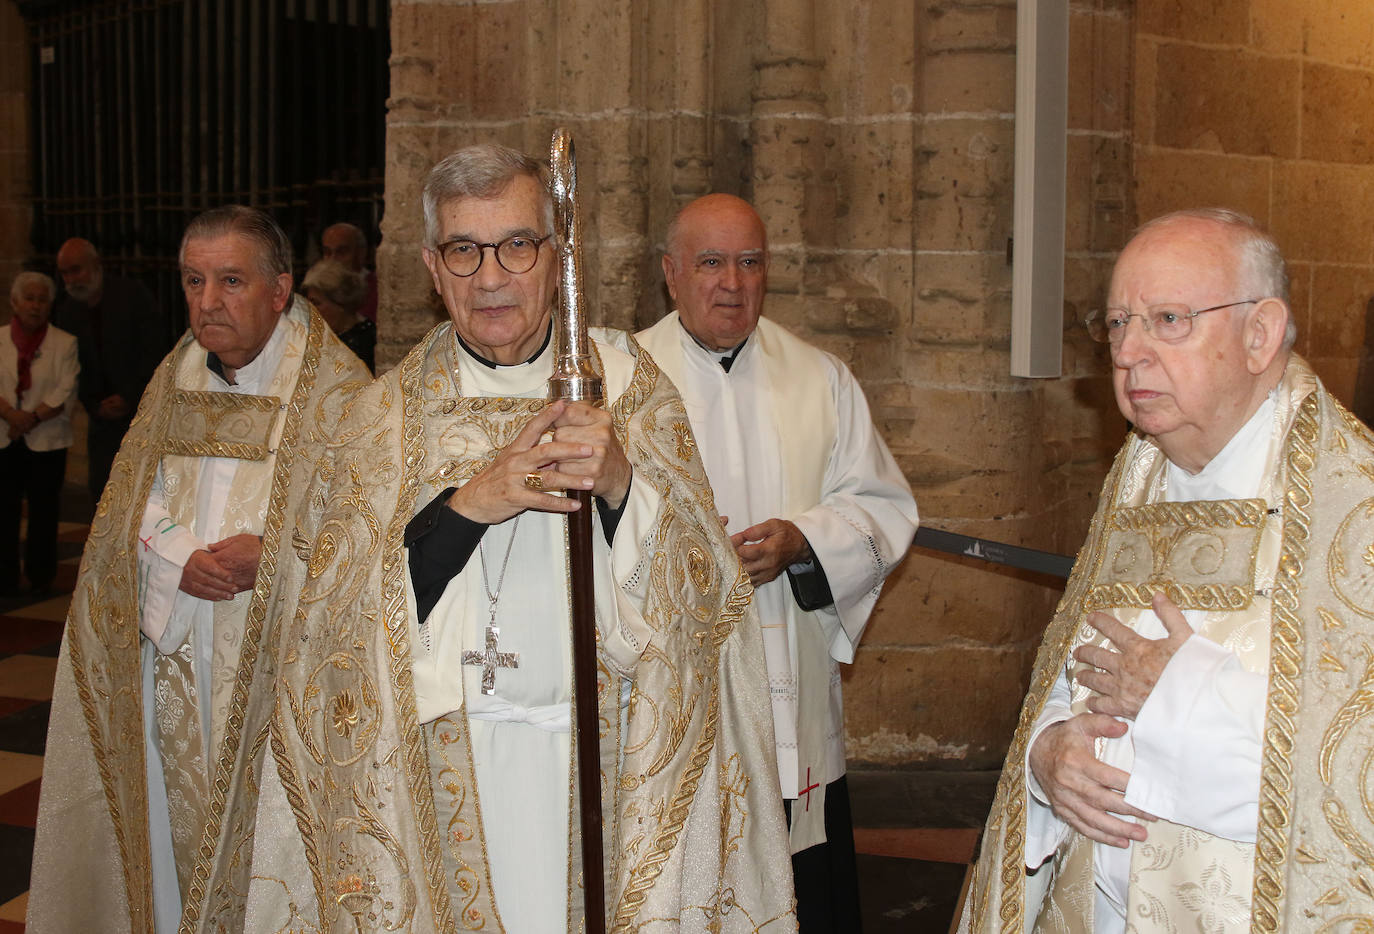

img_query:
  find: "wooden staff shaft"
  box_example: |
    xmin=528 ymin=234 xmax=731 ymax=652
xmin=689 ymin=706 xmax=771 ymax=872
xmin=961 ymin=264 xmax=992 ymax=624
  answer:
xmin=548 ymin=127 xmax=606 ymax=933
xmin=567 ymin=489 xmax=605 ymax=930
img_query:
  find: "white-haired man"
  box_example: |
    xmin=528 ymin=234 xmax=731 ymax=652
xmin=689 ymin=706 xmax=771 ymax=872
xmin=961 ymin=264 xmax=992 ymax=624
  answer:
xmin=960 ymin=208 xmax=1374 ymax=932
xmin=270 ymin=145 xmax=794 ymax=932
xmin=29 ymin=206 xmax=372 ymax=933
xmin=321 ymin=220 xmax=378 ymax=321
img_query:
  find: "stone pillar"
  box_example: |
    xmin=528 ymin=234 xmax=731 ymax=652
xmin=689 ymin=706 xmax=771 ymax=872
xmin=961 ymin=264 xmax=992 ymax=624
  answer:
xmin=751 ymin=0 xmax=824 ymax=296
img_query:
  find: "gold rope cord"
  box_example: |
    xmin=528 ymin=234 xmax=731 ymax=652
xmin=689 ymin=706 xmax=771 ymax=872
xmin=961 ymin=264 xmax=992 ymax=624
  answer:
xmin=1250 ymin=393 xmax=1319 ymax=932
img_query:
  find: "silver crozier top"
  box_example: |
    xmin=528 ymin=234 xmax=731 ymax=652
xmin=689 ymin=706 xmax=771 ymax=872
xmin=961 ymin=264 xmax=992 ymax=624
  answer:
xmin=547 ymin=128 xmax=602 ymax=404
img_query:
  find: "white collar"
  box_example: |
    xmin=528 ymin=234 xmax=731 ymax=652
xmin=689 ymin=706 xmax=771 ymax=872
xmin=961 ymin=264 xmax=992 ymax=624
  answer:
xmin=1165 ymin=391 xmax=1278 ymax=502
xmin=452 ymin=326 xmax=555 ymax=398
xmin=208 ymin=315 xmax=288 ymax=394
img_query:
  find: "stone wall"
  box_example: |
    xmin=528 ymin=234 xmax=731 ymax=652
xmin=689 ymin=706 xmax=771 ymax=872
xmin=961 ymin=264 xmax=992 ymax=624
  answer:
xmin=0 ymin=0 xmax=32 ymax=299
xmin=1132 ymin=0 xmax=1374 ymax=402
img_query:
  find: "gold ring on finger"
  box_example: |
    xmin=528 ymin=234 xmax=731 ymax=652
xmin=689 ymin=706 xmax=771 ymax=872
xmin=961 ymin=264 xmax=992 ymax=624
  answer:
xmin=524 ymin=472 xmax=544 ymax=490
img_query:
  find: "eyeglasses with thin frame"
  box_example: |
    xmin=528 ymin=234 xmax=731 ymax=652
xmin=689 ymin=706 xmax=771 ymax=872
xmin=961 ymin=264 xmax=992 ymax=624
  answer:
xmin=1084 ymin=299 xmax=1261 ymax=344
xmin=435 ymin=234 xmax=551 ymax=277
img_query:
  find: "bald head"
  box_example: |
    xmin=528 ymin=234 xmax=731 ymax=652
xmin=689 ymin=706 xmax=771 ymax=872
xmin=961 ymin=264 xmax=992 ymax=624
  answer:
xmin=662 ymin=194 xmax=769 ymax=351
xmin=56 ymin=237 xmax=103 ymax=305
xmin=1107 ymin=209 xmax=1293 ymax=473
xmin=322 ymin=223 xmax=368 ymax=271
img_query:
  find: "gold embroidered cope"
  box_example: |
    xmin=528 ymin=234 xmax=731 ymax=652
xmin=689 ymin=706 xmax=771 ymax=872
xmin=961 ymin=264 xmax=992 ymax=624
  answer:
xmin=270 ymin=324 xmax=796 ymax=932
xmin=958 ymin=357 xmax=1374 ymax=934
xmin=25 ymin=300 xmax=372 ymax=934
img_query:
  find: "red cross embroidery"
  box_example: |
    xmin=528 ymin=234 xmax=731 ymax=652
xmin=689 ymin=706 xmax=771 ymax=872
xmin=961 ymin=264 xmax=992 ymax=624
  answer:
xmin=140 ymin=535 xmax=153 ymax=552
xmin=799 ymin=767 xmax=821 ymax=812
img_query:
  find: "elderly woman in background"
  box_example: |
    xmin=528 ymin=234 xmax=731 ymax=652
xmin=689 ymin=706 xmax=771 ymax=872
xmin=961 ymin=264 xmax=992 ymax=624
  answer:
xmin=302 ymin=258 xmax=376 ymax=372
xmin=0 ymin=272 xmax=79 ymax=595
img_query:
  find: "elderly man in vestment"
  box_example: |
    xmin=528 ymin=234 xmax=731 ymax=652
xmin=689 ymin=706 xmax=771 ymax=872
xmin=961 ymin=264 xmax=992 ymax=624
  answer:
xmin=636 ymin=194 xmax=918 ymax=930
xmin=27 ymin=206 xmax=372 ymax=933
xmin=958 ymin=208 xmax=1374 ymax=933
xmin=267 ymin=144 xmax=794 ymax=932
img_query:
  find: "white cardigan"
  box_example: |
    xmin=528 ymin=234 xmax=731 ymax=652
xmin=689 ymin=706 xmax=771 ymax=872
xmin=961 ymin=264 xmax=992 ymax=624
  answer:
xmin=0 ymin=324 xmax=80 ymax=452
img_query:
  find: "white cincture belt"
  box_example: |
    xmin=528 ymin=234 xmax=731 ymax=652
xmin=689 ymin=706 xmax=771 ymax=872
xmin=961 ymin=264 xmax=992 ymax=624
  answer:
xmin=465 ymin=681 xmax=634 ymax=734
xmin=467 ymin=697 xmax=571 ymax=733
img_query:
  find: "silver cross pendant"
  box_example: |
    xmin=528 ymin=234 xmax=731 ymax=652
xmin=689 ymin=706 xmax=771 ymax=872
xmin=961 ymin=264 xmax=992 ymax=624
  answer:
xmin=461 ymin=622 xmax=520 ymax=695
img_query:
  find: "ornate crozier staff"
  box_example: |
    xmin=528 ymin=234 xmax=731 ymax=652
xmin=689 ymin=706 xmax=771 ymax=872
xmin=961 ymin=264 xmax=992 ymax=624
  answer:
xmin=547 ymin=127 xmax=607 ymax=933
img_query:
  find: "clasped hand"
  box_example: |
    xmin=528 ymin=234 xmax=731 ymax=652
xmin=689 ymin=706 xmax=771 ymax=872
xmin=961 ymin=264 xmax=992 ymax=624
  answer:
xmin=1029 ymin=591 xmax=1194 ymax=847
xmin=4 ymin=409 xmax=37 ymax=440
xmin=178 ymin=533 xmax=263 ymax=601
xmin=728 ymin=517 xmax=809 ymax=586
xmin=448 ymin=399 xmax=632 ymax=526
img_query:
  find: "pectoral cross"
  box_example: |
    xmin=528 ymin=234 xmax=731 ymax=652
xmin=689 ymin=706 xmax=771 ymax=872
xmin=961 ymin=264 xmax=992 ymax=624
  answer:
xmin=462 ymin=623 xmax=520 ymax=695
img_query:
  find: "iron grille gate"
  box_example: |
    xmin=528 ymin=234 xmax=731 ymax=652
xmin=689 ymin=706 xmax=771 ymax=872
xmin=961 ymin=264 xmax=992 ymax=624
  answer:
xmin=21 ymin=0 xmax=389 ymax=341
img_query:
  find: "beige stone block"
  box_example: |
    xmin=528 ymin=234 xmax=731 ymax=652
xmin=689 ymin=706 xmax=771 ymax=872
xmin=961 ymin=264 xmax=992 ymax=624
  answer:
xmin=1134 ymin=35 xmax=1159 ymax=149
xmin=910 ymin=251 xmax=1009 ymax=346
xmin=827 ymin=123 xmax=917 ymax=249
xmin=806 ymin=253 xmax=916 ymax=329
xmin=867 ymin=550 xmax=1063 ymax=647
xmin=710 ymin=2 xmax=759 ymax=116
xmin=1287 ymin=262 xmax=1314 ymax=359
xmin=914 ymin=119 xmax=1014 ymax=253
xmin=1302 ymin=64 xmax=1374 ymax=164
xmin=0 ymin=13 xmax=27 ymax=95
xmin=1307 ymin=265 xmax=1374 ymax=359
xmin=1132 ymin=148 xmax=1271 ymax=228
xmin=1271 ymin=161 xmax=1374 ymax=265
xmin=377 ymin=239 xmax=438 ymax=314
xmin=0 ymin=148 xmax=29 ymax=202
xmin=390 ymin=0 xmax=529 ymax=121
xmin=920 ymin=49 xmax=1015 ymax=114
xmin=892 ymin=344 xmax=1024 ymax=392
xmin=557 ymin=0 xmax=633 ymax=111
xmin=1063 ymin=135 xmax=1105 ymax=254
xmin=1067 ymin=9 xmax=1129 ymax=134
xmin=1302 ymin=0 xmax=1374 ymax=68
xmin=1137 ymin=0 xmax=1248 ymax=44
xmin=816 ymin=1 xmax=917 ymax=117
xmin=1308 ymin=356 xmax=1360 ymax=404
xmin=922 ymin=4 xmax=1015 ymax=54
xmin=844 ymin=644 xmax=1032 ymax=768
xmin=0 ymin=93 xmax=27 ymax=157
xmin=1250 ymin=0 xmax=1305 ymax=56
xmin=1153 ymin=45 xmax=1300 ymax=158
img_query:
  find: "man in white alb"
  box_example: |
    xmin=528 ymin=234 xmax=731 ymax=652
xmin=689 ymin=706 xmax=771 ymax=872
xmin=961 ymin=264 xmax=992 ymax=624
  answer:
xmin=637 ymin=193 xmax=919 ymax=932
xmin=959 ymin=208 xmax=1374 ymax=932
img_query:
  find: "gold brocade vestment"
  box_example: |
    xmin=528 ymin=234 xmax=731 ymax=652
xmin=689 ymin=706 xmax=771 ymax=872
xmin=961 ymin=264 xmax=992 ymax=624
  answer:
xmin=26 ymin=299 xmax=372 ymax=934
xmin=271 ymin=324 xmax=796 ymax=932
xmin=959 ymin=357 xmax=1374 ymax=933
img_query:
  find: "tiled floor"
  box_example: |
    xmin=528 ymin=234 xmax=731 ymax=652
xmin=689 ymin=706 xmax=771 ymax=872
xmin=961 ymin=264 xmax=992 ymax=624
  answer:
xmin=0 ymin=498 xmax=86 ymax=934
xmin=0 ymin=485 xmax=993 ymax=933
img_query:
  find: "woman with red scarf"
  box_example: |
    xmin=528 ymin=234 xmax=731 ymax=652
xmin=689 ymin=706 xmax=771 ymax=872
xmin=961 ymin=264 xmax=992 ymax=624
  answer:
xmin=0 ymin=273 xmax=79 ymax=595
